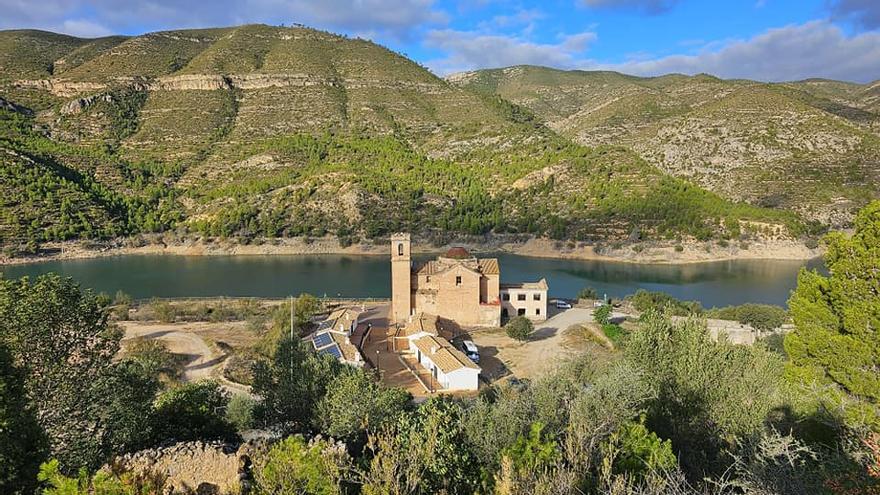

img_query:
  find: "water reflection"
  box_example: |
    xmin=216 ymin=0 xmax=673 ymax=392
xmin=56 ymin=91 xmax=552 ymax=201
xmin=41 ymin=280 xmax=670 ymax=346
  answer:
xmin=1 ymin=253 xmax=824 ymax=308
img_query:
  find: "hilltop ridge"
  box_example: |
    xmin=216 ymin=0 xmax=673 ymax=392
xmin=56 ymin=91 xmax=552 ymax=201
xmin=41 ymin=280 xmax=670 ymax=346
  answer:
xmin=449 ymin=65 xmax=880 ymax=225
xmin=0 ymin=25 xmax=851 ymax=258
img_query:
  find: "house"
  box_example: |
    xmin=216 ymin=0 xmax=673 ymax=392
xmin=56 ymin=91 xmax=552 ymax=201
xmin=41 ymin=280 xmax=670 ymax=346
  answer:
xmin=500 ymin=279 xmax=548 ymax=322
xmin=308 ymin=307 xmax=366 ymax=367
xmin=390 ymin=233 xmax=549 ymax=327
xmin=394 ymin=312 xmax=481 ymax=391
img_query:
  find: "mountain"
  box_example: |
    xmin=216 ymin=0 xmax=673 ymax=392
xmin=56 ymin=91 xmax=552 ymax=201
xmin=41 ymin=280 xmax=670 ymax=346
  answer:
xmin=449 ymin=66 xmax=880 ymax=226
xmin=0 ymin=26 xmax=810 ymax=255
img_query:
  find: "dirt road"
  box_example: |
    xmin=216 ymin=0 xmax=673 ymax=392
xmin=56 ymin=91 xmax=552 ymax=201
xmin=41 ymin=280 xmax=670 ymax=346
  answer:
xmin=470 ymin=308 xmax=597 ymax=380
xmin=119 ymin=321 xmax=255 ymax=394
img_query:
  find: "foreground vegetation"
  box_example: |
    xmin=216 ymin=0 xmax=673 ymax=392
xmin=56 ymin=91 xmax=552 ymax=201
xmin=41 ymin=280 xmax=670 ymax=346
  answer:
xmin=1 ymin=201 xmax=878 ymax=494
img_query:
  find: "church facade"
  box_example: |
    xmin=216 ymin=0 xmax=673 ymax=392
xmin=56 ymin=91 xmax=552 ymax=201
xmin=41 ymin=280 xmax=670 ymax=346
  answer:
xmin=390 ymin=233 xmax=548 ymax=327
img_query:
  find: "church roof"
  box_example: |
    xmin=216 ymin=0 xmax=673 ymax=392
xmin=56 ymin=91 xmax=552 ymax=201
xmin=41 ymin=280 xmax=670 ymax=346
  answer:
xmin=445 ymin=247 xmax=471 ymax=259
xmin=413 ymin=257 xmax=499 ymax=276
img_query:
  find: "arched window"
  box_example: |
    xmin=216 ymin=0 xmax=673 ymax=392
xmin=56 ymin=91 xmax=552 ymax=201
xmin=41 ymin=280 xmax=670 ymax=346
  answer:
xmin=398 ymin=243 xmax=404 ymax=256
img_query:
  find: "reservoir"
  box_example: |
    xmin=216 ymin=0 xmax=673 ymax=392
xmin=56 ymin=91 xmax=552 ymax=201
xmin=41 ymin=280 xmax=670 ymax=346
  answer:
xmin=0 ymin=253 xmax=825 ymax=308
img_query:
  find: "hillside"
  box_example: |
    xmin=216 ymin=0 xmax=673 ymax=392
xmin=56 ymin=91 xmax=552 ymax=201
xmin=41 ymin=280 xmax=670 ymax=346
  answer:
xmin=449 ymin=66 xmax=880 ymax=225
xmin=0 ymin=26 xmax=809 ymax=256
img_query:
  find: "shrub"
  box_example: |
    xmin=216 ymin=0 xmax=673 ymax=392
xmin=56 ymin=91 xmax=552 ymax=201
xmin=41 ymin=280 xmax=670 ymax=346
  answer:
xmin=629 ymin=289 xmax=702 ymax=316
xmin=506 ymin=317 xmax=534 ymax=341
xmin=674 ymin=244 xmax=684 ymax=252
xmin=594 ymin=304 xmax=612 ymax=325
xmin=601 ymin=415 xmax=677 ymax=480
xmin=151 ymin=381 xmax=237 ymax=443
xmin=602 ymin=323 xmax=624 ymax=344
xmin=706 ymin=304 xmax=787 ymax=332
xmin=577 ymin=287 xmax=598 ymax=300
xmin=254 ymin=435 xmax=349 ymax=495
xmin=122 ymin=338 xmax=182 ymax=382
xmin=226 ymin=393 xmax=256 ymax=431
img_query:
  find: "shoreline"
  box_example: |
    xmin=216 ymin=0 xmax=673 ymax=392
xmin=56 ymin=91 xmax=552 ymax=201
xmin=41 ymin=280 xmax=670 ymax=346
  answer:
xmin=0 ymin=235 xmax=823 ymax=266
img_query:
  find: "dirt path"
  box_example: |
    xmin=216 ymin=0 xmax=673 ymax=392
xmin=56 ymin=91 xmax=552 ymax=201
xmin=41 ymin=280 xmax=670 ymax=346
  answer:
xmin=119 ymin=321 xmax=253 ymax=394
xmin=470 ymin=308 xmax=597 ymax=380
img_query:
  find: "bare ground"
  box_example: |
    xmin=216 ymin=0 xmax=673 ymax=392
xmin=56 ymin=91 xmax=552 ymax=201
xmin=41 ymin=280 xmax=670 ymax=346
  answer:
xmin=119 ymin=320 xmax=258 ymax=394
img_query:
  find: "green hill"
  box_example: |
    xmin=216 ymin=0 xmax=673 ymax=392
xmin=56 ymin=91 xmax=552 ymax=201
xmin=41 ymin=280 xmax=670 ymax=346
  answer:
xmin=0 ymin=26 xmax=814 ymax=255
xmin=449 ymin=66 xmax=880 ymax=225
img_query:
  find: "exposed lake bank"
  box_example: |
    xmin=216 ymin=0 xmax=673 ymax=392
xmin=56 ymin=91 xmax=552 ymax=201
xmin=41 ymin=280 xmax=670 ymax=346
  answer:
xmin=0 ymin=234 xmax=822 ymax=266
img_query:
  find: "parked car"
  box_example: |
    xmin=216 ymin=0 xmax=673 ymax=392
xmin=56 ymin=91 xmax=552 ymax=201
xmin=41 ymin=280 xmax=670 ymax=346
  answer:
xmin=555 ymin=300 xmax=572 ymax=309
xmin=461 ymin=340 xmax=480 ymax=364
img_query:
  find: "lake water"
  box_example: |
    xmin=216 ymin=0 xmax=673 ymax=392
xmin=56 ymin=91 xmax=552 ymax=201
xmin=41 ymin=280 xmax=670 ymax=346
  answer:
xmin=0 ymin=253 xmax=825 ymax=308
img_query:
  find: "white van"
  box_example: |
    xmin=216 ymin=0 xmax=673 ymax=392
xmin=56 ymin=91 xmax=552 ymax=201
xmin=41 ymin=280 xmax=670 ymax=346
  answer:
xmin=461 ymin=340 xmax=480 ymax=364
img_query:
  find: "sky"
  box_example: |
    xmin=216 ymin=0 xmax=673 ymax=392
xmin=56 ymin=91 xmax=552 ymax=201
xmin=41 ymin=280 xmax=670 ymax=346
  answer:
xmin=2 ymin=0 xmax=879 ymax=82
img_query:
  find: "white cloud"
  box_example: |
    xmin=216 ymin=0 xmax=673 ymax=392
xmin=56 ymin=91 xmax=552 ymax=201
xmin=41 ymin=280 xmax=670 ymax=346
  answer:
xmin=59 ymin=18 xmax=114 ymax=38
xmin=603 ymin=21 xmax=880 ymax=83
xmin=425 ymin=29 xmax=597 ymax=75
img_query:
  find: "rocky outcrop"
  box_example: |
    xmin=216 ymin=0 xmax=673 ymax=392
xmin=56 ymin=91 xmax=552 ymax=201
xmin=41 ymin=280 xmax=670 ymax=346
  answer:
xmin=14 ymin=73 xmax=447 ymax=97
xmin=108 ymin=440 xmax=263 ymax=495
xmin=60 ymin=93 xmax=114 ymax=115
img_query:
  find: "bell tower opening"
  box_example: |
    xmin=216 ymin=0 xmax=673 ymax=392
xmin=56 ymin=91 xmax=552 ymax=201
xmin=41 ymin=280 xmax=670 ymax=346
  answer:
xmin=390 ymin=233 xmax=412 ymax=323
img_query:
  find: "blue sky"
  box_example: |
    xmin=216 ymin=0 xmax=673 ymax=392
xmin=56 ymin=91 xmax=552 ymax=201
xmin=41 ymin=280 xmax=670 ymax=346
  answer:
xmin=2 ymin=0 xmax=879 ymax=82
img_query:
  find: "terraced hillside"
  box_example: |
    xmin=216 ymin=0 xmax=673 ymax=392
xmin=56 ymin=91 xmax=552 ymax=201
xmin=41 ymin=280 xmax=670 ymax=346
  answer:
xmin=450 ymin=66 xmax=880 ymax=225
xmin=0 ymin=26 xmax=809 ymax=255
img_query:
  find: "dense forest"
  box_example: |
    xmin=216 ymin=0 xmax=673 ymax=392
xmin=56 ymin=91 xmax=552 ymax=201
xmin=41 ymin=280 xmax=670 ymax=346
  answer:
xmin=1 ymin=201 xmax=877 ymax=494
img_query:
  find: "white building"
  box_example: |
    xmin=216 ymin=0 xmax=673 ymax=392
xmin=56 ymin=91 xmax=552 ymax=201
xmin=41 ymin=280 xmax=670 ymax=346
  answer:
xmin=393 ymin=312 xmax=481 ymax=391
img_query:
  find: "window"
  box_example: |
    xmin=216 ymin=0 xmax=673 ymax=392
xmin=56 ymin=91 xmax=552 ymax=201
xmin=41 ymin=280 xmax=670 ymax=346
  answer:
xmin=533 ymin=293 xmax=541 ymax=301
xmin=455 ymin=276 xmax=462 ymax=286
xmin=502 ymin=293 xmax=510 ymax=301
xmin=517 ymin=294 xmax=526 ymax=301
xmin=536 ymin=308 xmax=541 ymax=315
xmin=398 ymin=243 xmax=404 ymax=256
xmin=517 ymin=308 xmax=526 ymax=316
xmin=502 ymin=308 xmax=509 ymax=317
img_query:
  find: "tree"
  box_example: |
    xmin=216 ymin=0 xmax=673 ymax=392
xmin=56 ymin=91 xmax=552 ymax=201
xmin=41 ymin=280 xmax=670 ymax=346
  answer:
xmin=0 ymin=274 xmax=122 ymax=471
xmin=506 ymin=317 xmax=534 ymax=341
xmin=785 ymin=200 xmax=880 ymax=430
xmin=601 ymin=416 xmax=677 ymax=480
xmin=317 ymin=369 xmax=411 ymax=444
xmin=92 ymin=360 xmax=161 ymax=457
xmin=151 ymin=380 xmax=237 ymax=443
xmin=0 ymin=342 xmax=47 ymax=495
xmin=362 ymin=398 xmax=481 ymax=495
xmin=254 ymin=435 xmax=351 ymax=495
xmin=252 ymin=337 xmax=343 ymax=429
xmin=625 ymin=313 xmax=784 ymax=478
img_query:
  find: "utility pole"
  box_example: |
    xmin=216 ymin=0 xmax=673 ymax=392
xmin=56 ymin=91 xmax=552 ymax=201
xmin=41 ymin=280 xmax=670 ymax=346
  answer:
xmin=289 ymin=295 xmax=294 ymax=340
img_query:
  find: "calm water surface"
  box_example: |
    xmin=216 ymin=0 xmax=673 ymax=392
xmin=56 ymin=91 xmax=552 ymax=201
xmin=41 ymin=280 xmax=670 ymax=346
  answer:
xmin=0 ymin=254 xmax=825 ymax=308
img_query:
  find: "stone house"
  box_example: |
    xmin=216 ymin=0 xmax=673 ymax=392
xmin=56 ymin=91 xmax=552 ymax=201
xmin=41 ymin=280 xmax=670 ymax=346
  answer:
xmin=500 ymin=279 xmax=549 ymax=321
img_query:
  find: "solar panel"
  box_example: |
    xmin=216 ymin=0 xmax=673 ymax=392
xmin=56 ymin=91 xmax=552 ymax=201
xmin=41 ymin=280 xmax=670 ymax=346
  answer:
xmin=319 ymin=345 xmax=342 ymax=359
xmin=312 ymin=332 xmax=333 ymax=349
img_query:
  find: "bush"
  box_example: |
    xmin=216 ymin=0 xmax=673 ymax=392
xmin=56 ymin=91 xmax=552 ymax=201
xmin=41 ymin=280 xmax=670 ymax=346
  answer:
xmin=151 ymin=381 xmax=237 ymax=443
xmin=226 ymin=393 xmax=256 ymax=431
xmin=506 ymin=317 xmax=534 ymax=341
xmin=577 ymin=287 xmax=598 ymax=300
xmin=706 ymin=303 xmax=787 ymax=332
xmin=594 ymin=304 xmax=612 ymax=325
xmin=629 ymin=289 xmax=702 ymax=316
xmin=123 ymin=338 xmax=182 ymax=382
xmin=255 ymin=435 xmax=349 ymax=495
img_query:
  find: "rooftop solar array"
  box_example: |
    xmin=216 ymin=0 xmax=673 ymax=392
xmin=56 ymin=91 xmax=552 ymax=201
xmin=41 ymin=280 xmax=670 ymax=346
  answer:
xmin=312 ymin=332 xmax=333 ymax=349
xmin=319 ymin=345 xmax=343 ymax=359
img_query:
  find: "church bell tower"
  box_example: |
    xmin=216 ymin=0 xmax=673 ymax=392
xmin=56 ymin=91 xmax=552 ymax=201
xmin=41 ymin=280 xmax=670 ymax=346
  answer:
xmin=390 ymin=233 xmax=412 ymax=323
